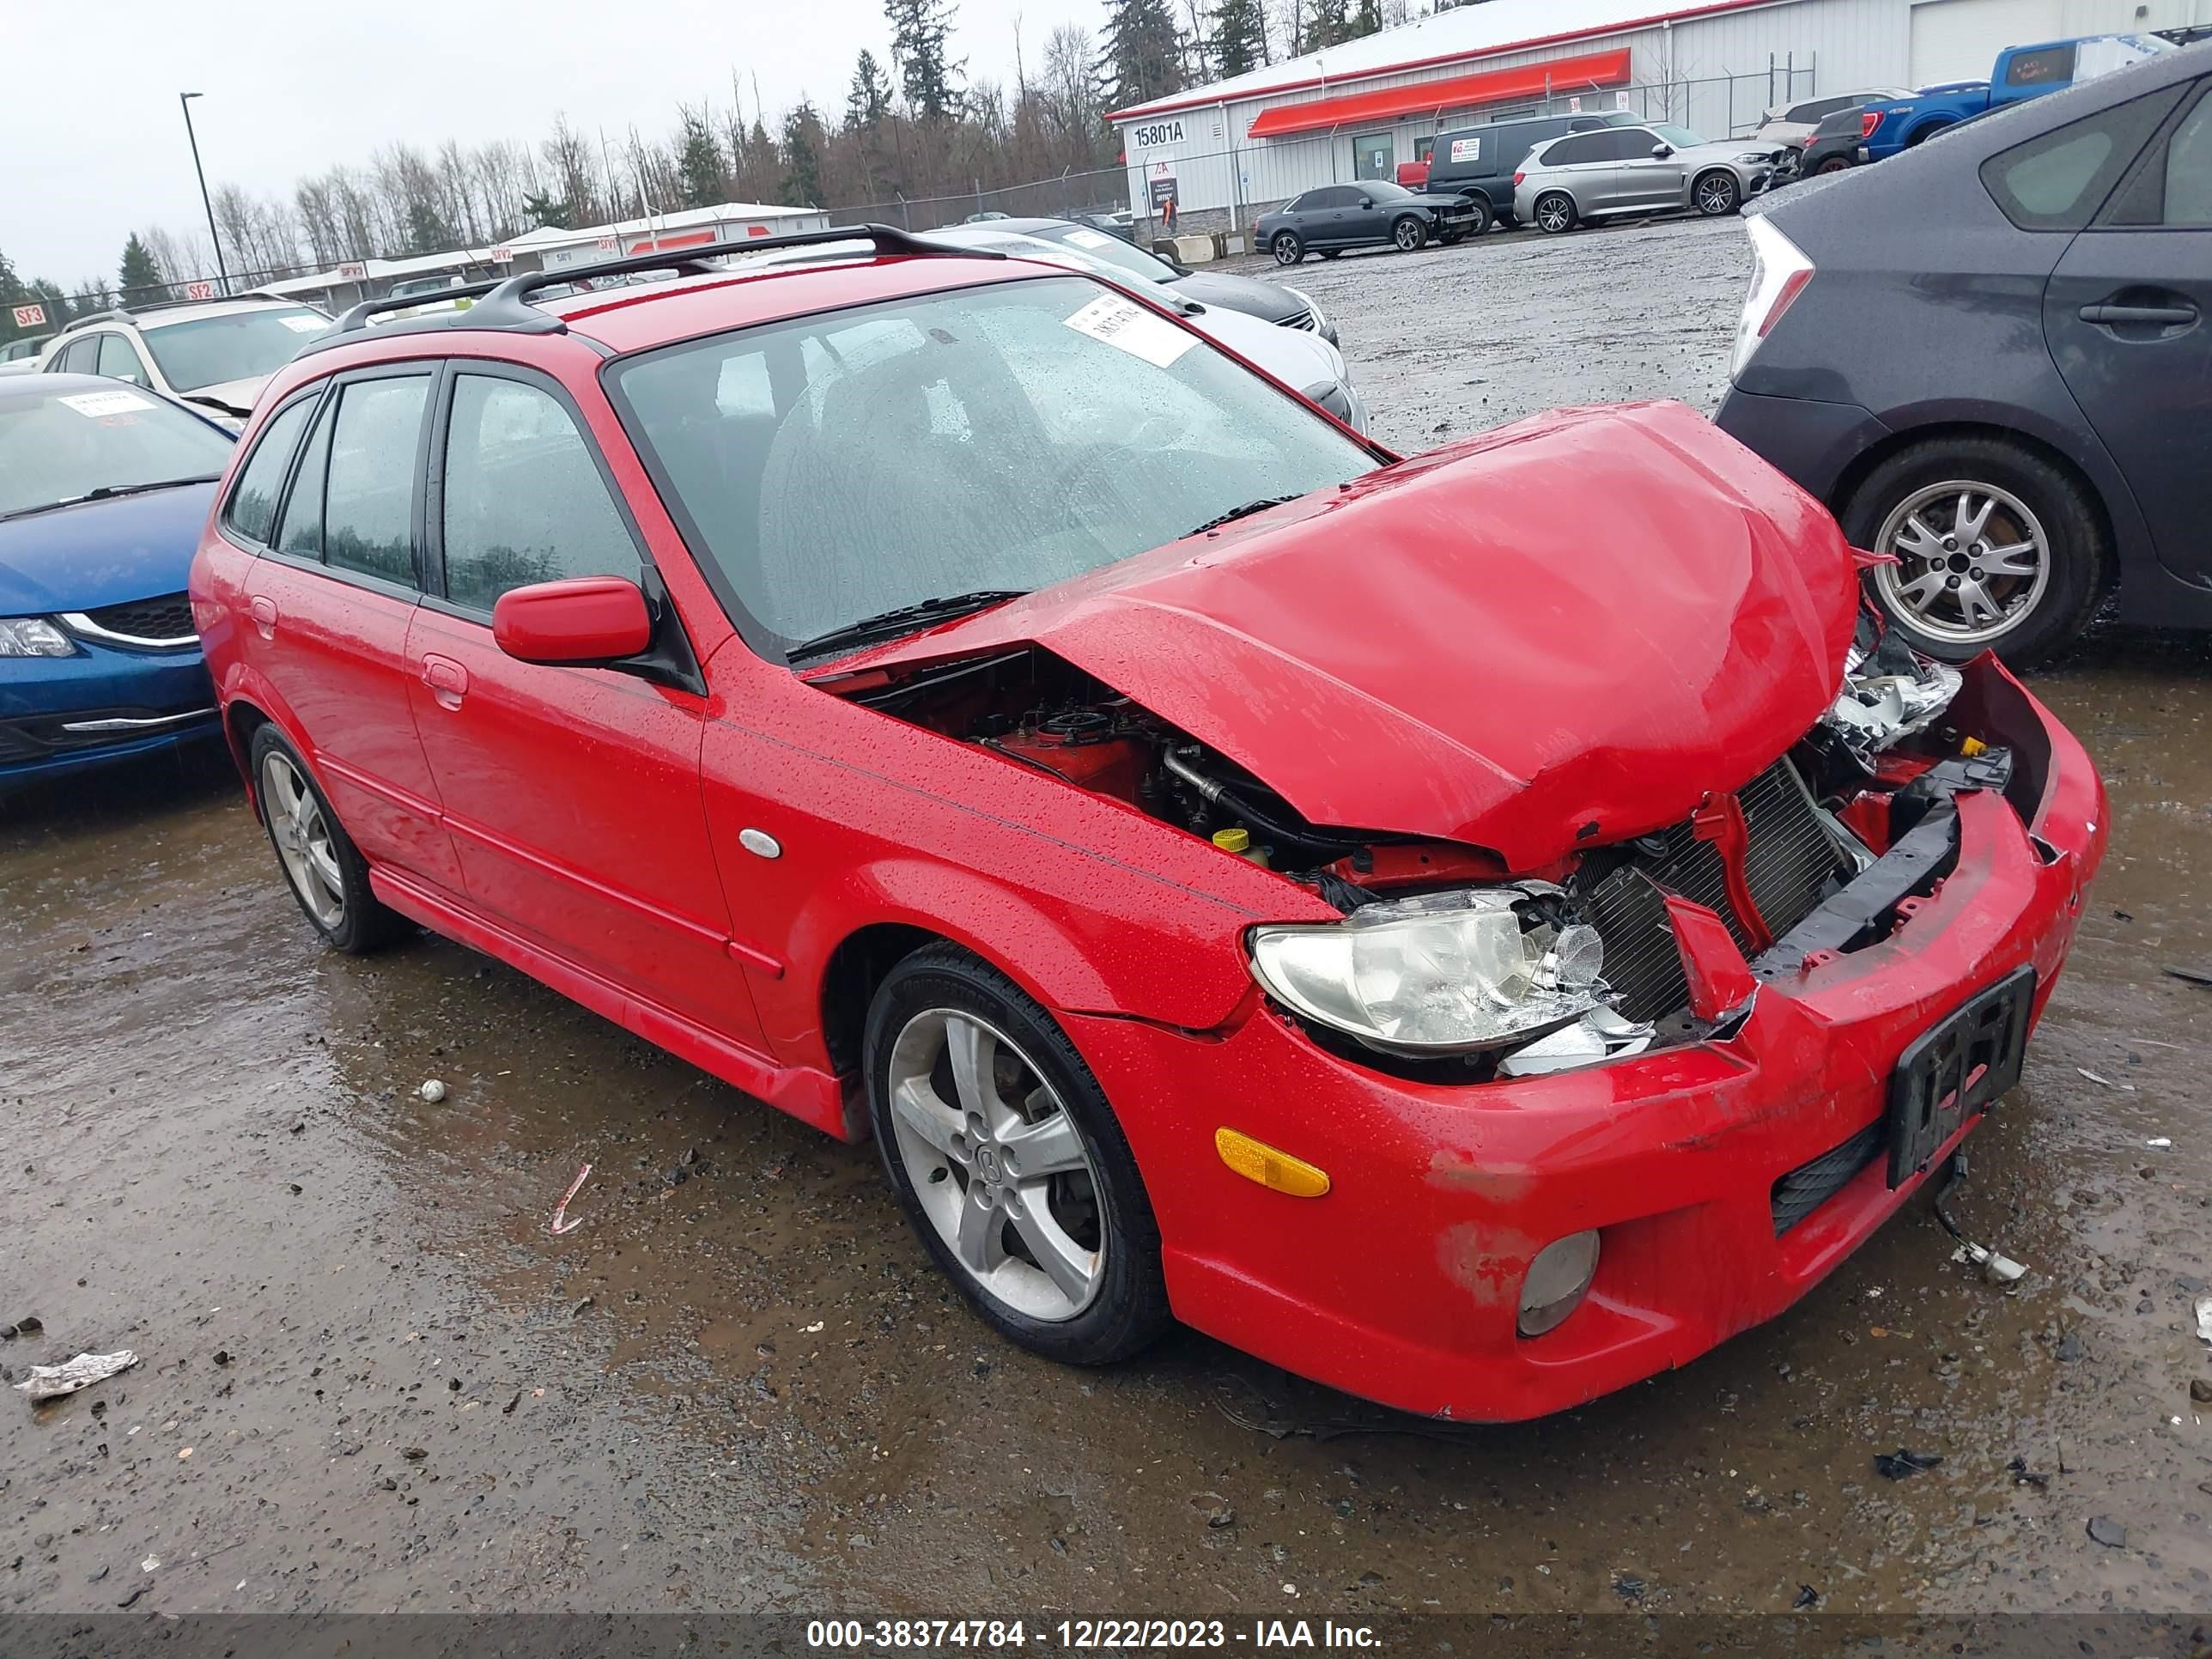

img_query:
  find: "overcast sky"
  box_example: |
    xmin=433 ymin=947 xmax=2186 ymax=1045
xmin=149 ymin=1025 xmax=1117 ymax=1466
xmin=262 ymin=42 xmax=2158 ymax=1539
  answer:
xmin=4 ymin=0 xmax=1087 ymax=284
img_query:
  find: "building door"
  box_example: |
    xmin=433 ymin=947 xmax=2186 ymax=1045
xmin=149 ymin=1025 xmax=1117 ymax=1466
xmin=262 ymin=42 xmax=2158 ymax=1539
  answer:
xmin=1353 ymin=131 xmax=1395 ymax=180
xmin=1909 ymin=0 xmax=2063 ymax=88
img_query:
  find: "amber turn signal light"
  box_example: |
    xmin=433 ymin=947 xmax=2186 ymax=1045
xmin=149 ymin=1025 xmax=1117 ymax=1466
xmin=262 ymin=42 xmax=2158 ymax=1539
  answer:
xmin=1215 ymin=1127 xmax=1331 ymax=1197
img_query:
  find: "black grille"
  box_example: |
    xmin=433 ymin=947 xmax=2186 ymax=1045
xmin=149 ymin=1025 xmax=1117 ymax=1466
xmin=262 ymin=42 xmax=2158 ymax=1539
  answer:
xmin=1583 ymin=757 xmax=1844 ymax=1024
xmin=1283 ymin=309 xmax=1318 ymax=331
xmin=1771 ymin=1120 xmax=1884 ymax=1234
xmin=76 ymin=592 xmax=194 ymax=643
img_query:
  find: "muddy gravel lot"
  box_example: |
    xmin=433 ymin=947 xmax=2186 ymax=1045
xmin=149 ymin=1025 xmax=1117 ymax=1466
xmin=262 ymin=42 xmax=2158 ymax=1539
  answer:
xmin=8 ymin=211 xmax=2212 ymax=1635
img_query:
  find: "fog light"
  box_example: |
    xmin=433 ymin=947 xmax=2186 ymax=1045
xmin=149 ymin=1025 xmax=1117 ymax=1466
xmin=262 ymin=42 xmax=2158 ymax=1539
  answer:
xmin=1517 ymin=1231 xmax=1600 ymax=1337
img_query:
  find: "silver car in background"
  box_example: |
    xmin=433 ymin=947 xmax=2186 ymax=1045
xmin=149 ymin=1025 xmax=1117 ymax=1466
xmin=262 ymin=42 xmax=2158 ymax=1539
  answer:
xmin=1513 ymin=123 xmax=1784 ymax=233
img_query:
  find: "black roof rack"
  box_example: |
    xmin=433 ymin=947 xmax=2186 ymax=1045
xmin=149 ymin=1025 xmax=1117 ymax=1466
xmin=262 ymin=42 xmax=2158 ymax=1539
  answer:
xmin=324 ymin=276 xmax=514 ymax=337
xmin=57 ymin=291 xmax=297 ymax=335
xmin=295 ymin=223 xmax=996 ymax=357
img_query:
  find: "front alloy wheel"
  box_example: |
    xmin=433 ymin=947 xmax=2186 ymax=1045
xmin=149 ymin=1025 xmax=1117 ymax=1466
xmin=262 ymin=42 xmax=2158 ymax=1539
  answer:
xmin=1870 ymin=482 xmax=2050 ymax=647
xmin=1392 ymin=216 xmax=1427 ymax=252
xmin=866 ymin=945 xmax=1171 ymax=1364
xmin=1694 ymin=170 xmax=1741 ymax=215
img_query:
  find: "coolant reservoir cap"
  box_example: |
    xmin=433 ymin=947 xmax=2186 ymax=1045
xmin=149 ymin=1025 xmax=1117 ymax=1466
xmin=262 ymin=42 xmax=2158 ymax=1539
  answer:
xmin=1212 ymin=827 xmax=1252 ymax=854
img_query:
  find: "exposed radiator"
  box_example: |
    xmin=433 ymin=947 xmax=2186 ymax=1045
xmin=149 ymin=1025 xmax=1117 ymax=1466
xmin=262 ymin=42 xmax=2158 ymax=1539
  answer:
xmin=1581 ymin=757 xmax=1845 ymax=1024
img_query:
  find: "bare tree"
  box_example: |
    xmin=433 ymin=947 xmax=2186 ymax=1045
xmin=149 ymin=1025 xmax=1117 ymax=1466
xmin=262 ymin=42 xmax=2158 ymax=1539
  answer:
xmin=541 ymin=114 xmax=601 ymax=226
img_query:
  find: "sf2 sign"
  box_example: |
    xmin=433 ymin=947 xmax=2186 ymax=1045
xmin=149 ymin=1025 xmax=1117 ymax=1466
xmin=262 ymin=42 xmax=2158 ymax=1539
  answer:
xmin=1129 ymin=118 xmax=1186 ymax=150
xmin=184 ymin=281 xmax=216 ymax=301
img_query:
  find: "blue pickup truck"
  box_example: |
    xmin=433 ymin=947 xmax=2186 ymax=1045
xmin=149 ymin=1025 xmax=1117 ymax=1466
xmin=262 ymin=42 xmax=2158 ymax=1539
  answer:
xmin=1858 ymin=33 xmax=2171 ymax=158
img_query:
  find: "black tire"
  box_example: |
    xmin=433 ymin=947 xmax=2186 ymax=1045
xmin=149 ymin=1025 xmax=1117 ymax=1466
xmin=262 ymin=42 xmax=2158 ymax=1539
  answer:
xmin=865 ymin=943 xmax=1172 ymax=1367
xmin=1461 ymin=195 xmax=1495 ymax=235
xmin=1814 ymin=155 xmax=1851 ymax=175
xmin=1437 ymin=229 xmax=1463 ymax=246
xmin=1533 ymin=191 xmax=1577 ymax=234
xmin=1271 ymin=231 xmax=1304 ymax=265
xmin=1317 ymin=248 xmax=1340 ymax=259
xmin=248 ymin=723 xmax=409 ymax=953
xmin=1840 ymin=435 xmax=2110 ymax=666
xmin=1391 ymin=215 xmax=1428 ymax=252
xmin=1692 ymin=168 xmax=1741 ymax=216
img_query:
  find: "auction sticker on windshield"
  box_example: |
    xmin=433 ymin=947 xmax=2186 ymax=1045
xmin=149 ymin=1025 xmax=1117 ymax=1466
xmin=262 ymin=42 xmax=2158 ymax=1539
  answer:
xmin=279 ymin=315 xmax=326 ymax=332
xmin=58 ymin=391 xmax=156 ymax=419
xmin=1063 ymin=294 xmax=1195 ymax=368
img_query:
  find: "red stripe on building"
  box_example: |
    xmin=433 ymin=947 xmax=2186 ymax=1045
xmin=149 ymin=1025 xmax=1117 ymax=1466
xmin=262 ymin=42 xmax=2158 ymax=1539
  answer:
xmin=1108 ymin=0 xmax=1783 ymax=122
xmin=1243 ymin=46 xmax=1633 ymax=137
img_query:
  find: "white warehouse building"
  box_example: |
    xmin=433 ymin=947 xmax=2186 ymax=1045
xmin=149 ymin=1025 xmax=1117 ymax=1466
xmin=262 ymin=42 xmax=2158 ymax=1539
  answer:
xmin=1109 ymin=0 xmax=2210 ymax=229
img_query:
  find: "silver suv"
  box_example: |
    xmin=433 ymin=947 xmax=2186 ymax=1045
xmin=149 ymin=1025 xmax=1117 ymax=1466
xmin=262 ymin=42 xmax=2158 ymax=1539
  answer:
xmin=39 ymin=295 xmax=329 ymax=428
xmin=1512 ymin=124 xmax=1784 ymax=234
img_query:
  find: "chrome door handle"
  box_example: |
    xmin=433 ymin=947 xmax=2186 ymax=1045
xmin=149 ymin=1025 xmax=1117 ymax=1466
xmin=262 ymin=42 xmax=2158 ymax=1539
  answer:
xmin=420 ymin=654 xmax=469 ymax=710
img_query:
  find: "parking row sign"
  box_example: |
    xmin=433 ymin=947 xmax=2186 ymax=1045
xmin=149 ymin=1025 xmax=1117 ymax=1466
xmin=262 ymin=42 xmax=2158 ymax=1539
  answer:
xmin=11 ymin=302 xmax=46 ymax=328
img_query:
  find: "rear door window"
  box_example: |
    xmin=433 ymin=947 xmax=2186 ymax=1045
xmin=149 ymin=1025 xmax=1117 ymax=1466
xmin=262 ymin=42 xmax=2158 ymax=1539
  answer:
xmin=1545 ymin=133 xmax=1606 ymax=166
xmin=438 ymin=374 xmax=640 ymax=611
xmin=1982 ymin=85 xmax=2186 ymax=229
xmin=2161 ymin=91 xmax=2212 ymax=226
xmin=275 ymin=374 xmax=428 ymax=586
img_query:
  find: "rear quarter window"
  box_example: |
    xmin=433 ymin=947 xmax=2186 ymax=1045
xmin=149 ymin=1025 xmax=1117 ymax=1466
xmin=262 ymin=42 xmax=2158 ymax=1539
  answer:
xmin=224 ymin=396 xmax=317 ymax=544
xmin=1981 ymin=85 xmax=2186 ymax=229
xmin=2005 ymin=46 xmax=2077 ymax=87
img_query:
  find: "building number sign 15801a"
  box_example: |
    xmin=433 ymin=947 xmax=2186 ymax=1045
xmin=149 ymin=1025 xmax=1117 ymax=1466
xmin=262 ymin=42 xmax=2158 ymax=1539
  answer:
xmin=1131 ymin=119 xmax=1186 ymax=149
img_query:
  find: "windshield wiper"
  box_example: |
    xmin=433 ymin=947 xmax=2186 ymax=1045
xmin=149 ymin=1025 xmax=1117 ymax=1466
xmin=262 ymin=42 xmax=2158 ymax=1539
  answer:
xmin=184 ymin=393 xmax=250 ymax=417
xmin=0 ymin=476 xmax=222 ymax=521
xmin=1187 ymin=495 xmax=1300 ymax=537
xmin=787 ymin=589 xmax=1029 ymax=664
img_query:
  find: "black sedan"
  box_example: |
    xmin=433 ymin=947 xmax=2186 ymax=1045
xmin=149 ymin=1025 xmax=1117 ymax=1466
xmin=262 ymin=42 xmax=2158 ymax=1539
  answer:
xmin=1717 ymin=42 xmax=2211 ymax=662
xmin=1792 ymin=103 xmax=1874 ymax=177
xmin=1255 ymin=181 xmax=1486 ymax=264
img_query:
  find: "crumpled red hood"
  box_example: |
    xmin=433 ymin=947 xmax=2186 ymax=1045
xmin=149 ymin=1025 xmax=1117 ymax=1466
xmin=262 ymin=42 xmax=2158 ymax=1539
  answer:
xmin=817 ymin=401 xmax=1858 ymax=870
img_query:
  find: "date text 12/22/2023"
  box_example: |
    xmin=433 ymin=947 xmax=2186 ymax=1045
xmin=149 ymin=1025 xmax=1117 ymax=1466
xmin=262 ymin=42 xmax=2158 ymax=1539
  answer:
xmin=805 ymin=1621 xmax=1384 ymax=1650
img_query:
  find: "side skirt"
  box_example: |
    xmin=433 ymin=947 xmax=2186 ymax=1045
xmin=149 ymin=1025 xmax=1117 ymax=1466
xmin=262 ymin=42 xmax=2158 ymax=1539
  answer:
xmin=370 ymin=866 xmax=858 ymax=1142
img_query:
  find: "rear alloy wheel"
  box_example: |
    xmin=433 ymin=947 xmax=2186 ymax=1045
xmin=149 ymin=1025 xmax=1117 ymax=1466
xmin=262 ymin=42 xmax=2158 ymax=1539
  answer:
xmin=1814 ymin=155 xmax=1851 ymax=175
xmin=1271 ymin=231 xmax=1304 ymax=265
xmin=1843 ymin=437 xmax=2109 ymax=665
xmin=1693 ymin=169 xmax=1741 ymax=216
xmin=1534 ymin=191 xmax=1577 ymax=234
xmin=866 ymin=945 xmax=1171 ymax=1365
xmin=250 ymin=725 xmax=408 ymax=952
xmin=1392 ymin=216 xmax=1428 ymax=252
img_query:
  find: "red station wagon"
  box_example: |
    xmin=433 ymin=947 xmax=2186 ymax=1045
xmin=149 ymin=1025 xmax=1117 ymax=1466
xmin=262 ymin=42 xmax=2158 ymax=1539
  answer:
xmin=191 ymin=226 xmax=2105 ymax=1421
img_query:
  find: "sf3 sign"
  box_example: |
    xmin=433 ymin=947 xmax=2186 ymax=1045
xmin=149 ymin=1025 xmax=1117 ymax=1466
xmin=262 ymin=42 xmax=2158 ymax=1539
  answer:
xmin=10 ymin=303 xmax=45 ymax=328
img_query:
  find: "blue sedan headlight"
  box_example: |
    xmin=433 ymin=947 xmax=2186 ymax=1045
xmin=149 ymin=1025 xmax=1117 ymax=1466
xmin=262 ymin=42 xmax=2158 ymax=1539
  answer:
xmin=0 ymin=617 xmax=75 ymax=658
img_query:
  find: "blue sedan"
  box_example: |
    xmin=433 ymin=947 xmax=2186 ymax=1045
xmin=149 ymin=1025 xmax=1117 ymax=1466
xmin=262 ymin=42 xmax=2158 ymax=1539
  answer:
xmin=0 ymin=373 xmax=235 ymax=787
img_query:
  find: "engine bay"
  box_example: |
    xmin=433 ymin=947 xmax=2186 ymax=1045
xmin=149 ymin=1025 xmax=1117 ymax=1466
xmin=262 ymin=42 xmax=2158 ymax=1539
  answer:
xmin=832 ymin=616 xmax=2009 ymax=1081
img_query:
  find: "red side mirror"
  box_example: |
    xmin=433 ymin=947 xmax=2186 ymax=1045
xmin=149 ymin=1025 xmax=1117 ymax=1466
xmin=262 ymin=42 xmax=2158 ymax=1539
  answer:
xmin=491 ymin=576 xmax=653 ymax=665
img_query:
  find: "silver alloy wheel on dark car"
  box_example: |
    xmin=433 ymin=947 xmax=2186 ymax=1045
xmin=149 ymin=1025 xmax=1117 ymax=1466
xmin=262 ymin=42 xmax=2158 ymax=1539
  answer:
xmin=1534 ymin=192 xmax=1576 ymax=234
xmin=1392 ymin=217 xmax=1425 ymax=252
xmin=1695 ymin=170 xmax=1741 ymax=215
xmin=884 ymin=1006 xmax=1106 ymax=1321
xmin=260 ymin=748 xmax=346 ymax=931
xmin=1869 ymin=480 xmax=2051 ymax=647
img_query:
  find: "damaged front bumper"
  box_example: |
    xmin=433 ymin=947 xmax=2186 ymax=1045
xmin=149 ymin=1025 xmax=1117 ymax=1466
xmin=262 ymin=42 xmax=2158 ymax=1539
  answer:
xmin=1064 ymin=655 xmax=2103 ymax=1421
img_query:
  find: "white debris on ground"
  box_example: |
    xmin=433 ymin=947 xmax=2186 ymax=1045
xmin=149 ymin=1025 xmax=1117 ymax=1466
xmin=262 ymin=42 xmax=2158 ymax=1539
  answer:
xmin=14 ymin=1349 xmax=139 ymax=1403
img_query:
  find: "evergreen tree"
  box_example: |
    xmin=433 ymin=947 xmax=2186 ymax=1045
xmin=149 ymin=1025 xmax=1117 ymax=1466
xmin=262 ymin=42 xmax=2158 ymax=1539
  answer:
xmin=118 ymin=233 xmax=166 ymax=301
xmin=847 ymin=50 xmax=895 ymax=129
xmin=1350 ymin=0 xmax=1382 ymax=37
xmin=885 ymin=0 xmax=963 ymax=120
xmin=781 ymin=104 xmax=828 ymax=207
xmin=674 ymin=106 xmax=726 ymax=209
xmin=521 ymin=190 xmax=573 ymax=230
xmin=404 ymin=198 xmax=454 ymax=254
xmin=1209 ymin=0 xmax=1267 ymax=78
xmin=1099 ymin=0 xmax=1185 ymax=110
xmin=1304 ymin=0 xmax=1351 ymax=50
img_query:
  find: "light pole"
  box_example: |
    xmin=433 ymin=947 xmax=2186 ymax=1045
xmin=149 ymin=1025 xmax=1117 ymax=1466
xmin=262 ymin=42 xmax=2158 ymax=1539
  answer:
xmin=179 ymin=92 xmax=230 ymax=296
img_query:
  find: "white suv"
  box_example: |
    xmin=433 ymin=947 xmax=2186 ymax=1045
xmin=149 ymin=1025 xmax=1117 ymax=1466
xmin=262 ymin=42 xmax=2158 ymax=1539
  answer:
xmin=40 ymin=295 xmax=329 ymax=428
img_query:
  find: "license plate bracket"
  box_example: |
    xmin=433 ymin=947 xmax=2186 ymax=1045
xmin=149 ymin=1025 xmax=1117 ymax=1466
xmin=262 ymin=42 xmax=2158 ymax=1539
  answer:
xmin=1886 ymin=965 xmax=2036 ymax=1188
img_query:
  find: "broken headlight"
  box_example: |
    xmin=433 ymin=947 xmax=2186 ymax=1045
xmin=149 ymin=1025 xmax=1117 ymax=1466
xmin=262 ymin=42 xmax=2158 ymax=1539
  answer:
xmin=1249 ymin=886 xmax=1607 ymax=1055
